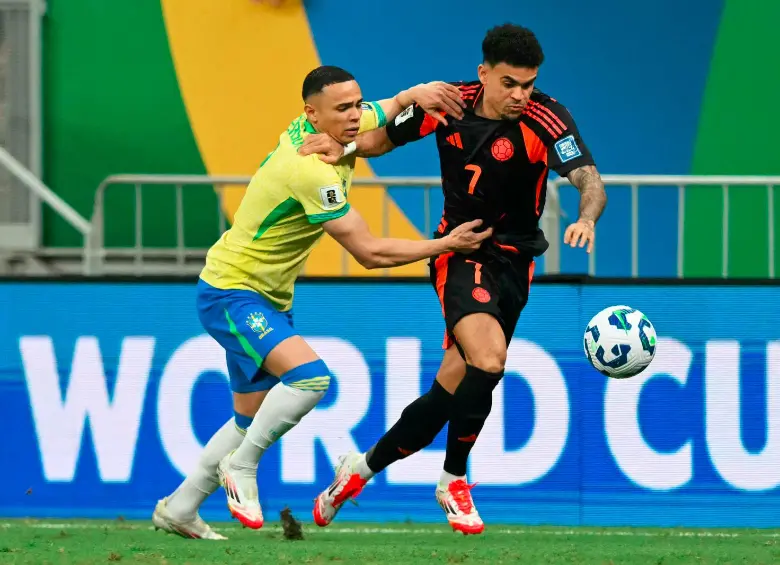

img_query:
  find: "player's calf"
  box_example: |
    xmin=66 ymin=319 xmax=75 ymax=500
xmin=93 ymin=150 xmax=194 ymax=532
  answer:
xmin=221 ymin=359 xmax=332 ymax=529
xmin=363 ymin=380 xmax=454 ymax=474
xmin=313 ymin=373 xmax=458 ymax=527
xmin=163 ymin=416 xmax=249 ymax=524
xmin=421 ymin=317 xmax=504 ymax=536
xmin=437 ymin=314 xmax=504 ymax=537
xmin=313 ymin=374 xmax=459 ymax=527
xmin=444 ymin=316 xmax=506 ymax=479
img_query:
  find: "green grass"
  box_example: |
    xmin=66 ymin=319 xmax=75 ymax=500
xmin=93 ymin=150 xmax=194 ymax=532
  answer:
xmin=2 ymin=518 xmax=780 ymax=564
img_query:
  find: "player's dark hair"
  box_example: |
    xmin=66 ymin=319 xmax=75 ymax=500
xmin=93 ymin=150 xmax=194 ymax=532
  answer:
xmin=302 ymin=65 xmax=356 ymax=100
xmin=482 ymin=24 xmax=544 ymax=68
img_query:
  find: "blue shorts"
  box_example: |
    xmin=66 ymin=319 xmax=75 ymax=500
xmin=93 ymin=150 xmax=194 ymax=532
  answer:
xmin=196 ymin=278 xmax=297 ymax=393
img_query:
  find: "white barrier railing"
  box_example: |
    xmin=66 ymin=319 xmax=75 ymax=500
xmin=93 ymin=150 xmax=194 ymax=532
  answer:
xmin=550 ymin=175 xmax=780 ymax=278
xmin=88 ymin=174 xmax=561 ymax=276
xmin=87 ymin=174 xmax=780 ymax=278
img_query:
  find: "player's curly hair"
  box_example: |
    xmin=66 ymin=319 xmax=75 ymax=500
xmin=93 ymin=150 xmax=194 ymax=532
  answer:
xmin=482 ymin=24 xmax=544 ymax=68
xmin=302 ymin=65 xmax=355 ymax=100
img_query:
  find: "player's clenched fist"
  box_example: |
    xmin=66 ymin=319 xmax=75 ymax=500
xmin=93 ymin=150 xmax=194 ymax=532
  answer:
xmin=445 ymin=219 xmax=493 ymax=253
xmin=563 ymin=219 xmax=596 ymax=253
xmin=399 ymin=81 xmax=466 ymax=125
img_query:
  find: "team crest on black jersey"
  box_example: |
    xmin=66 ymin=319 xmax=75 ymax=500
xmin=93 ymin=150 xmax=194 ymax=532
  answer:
xmin=491 ymin=138 xmax=514 ymax=162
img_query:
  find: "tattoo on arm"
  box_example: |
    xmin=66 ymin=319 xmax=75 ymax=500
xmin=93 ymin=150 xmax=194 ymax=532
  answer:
xmin=567 ymin=165 xmax=607 ymax=224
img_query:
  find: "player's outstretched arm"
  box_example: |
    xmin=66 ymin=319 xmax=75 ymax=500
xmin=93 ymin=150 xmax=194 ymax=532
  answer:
xmin=563 ymin=164 xmax=607 ymax=253
xmin=376 ymin=81 xmax=465 ymax=126
xmin=322 ymin=208 xmax=492 ymax=270
xmin=299 ymin=81 xmax=463 ymax=164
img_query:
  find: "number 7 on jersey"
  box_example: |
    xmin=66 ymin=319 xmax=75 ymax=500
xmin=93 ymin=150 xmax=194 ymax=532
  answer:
xmin=465 ymin=164 xmax=482 ymax=195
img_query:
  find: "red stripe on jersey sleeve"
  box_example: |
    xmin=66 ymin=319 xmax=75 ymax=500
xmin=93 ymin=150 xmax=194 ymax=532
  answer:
xmin=523 ymin=112 xmax=558 ymax=139
xmin=528 ymin=101 xmax=567 ymax=130
xmin=526 ymin=105 xmax=565 ymax=137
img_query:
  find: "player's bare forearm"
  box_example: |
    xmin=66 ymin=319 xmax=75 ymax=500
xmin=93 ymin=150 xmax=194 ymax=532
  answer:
xmin=355 ymin=128 xmax=396 ymax=158
xmin=567 ymin=165 xmax=607 ymax=225
xmin=375 ymin=81 xmax=464 ymax=127
xmin=324 ymin=209 xmax=489 ymax=269
xmin=364 ymin=237 xmax=452 ymax=269
xmin=324 ymin=208 xmax=446 ymax=269
xmin=373 ymin=88 xmax=416 ymax=124
xmin=361 ymin=218 xmax=491 ymax=268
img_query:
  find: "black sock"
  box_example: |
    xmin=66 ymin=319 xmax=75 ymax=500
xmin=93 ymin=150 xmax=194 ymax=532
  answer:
xmin=366 ymin=380 xmax=453 ymax=473
xmin=443 ymin=364 xmax=503 ymax=477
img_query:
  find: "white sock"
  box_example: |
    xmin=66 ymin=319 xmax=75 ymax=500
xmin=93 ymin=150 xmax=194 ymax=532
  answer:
xmin=166 ymin=418 xmax=245 ymax=520
xmin=231 ymin=384 xmax=325 ymax=469
xmin=439 ymin=470 xmax=466 ymax=487
xmin=355 ymin=453 xmax=375 ymax=480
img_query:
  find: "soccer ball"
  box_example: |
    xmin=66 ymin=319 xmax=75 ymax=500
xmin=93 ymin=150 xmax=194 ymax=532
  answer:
xmin=583 ymin=305 xmax=657 ymax=378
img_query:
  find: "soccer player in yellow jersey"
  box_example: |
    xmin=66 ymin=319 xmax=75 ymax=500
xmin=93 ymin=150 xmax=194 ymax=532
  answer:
xmin=152 ymin=66 xmax=491 ymax=539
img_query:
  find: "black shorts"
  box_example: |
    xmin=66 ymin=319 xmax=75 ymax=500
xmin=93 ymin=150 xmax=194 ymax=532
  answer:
xmin=429 ymin=249 xmax=535 ymax=351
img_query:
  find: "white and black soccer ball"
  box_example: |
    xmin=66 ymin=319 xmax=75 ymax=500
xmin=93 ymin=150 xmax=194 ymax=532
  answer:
xmin=583 ymin=305 xmax=657 ymax=378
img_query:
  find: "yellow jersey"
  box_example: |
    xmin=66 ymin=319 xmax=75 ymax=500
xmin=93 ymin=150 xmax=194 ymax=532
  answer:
xmin=199 ymin=102 xmax=387 ymax=311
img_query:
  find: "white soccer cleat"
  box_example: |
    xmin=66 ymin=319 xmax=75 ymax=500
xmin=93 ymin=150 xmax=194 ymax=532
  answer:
xmin=313 ymin=451 xmax=368 ymax=527
xmin=216 ymin=451 xmax=264 ymax=529
xmin=152 ymin=497 xmax=227 ymax=540
xmin=436 ymin=479 xmax=485 ymax=535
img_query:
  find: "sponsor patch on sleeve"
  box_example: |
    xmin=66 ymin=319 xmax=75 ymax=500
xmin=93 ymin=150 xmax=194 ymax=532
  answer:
xmin=554 ymin=135 xmax=582 ymax=163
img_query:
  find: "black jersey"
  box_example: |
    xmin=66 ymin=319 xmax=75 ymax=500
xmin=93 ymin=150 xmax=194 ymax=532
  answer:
xmin=386 ymin=81 xmax=595 ymax=256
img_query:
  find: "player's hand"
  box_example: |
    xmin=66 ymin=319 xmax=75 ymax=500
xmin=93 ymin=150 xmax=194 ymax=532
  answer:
xmin=298 ymin=133 xmax=344 ymax=164
xmin=406 ymin=81 xmax=466 ymax=126
xmin=446 ymin=219 xmax=493 ymax=254
xmin=564 ymin=219 xmax=595 ymax=253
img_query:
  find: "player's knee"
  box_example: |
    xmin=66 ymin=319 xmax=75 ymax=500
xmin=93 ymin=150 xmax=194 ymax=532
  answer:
xmin=466 ymin=346 xmax=506 ymax=374
xmin=454 ymin=313 xmax=507 ymax=373
xmin=472 ymin=359 xmax=505 ymax=374
xmin=279 ymin=359 xmax=332 ymax=396
xmin=232 ymin=389 xmax=268 ymax=419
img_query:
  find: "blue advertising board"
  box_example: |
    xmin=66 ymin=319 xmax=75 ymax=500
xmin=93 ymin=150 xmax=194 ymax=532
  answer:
xmin=1 ymin=280 xmax=778 ymax=528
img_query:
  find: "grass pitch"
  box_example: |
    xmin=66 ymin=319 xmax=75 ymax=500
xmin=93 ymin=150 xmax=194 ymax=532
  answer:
xmin=2 ymin=517 xmax=779 ymax=564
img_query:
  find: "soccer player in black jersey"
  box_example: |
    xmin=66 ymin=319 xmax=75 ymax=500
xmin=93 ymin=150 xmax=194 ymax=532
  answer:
xmin=303 ymin=24 xmax=607 ymax=534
